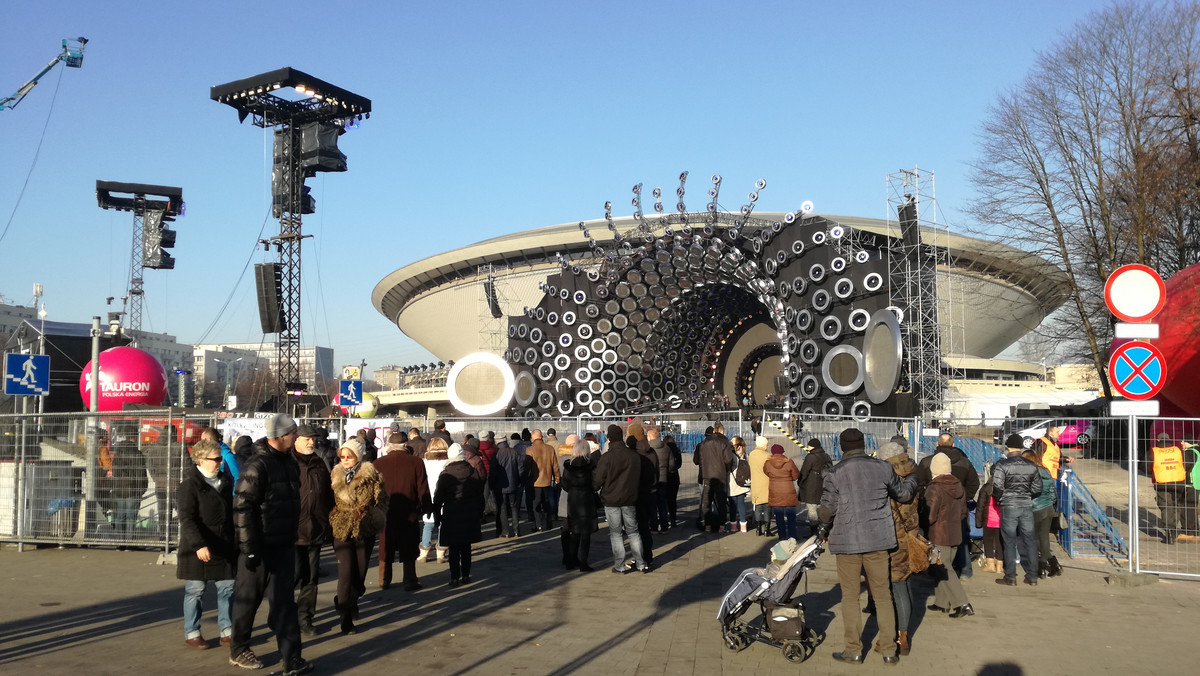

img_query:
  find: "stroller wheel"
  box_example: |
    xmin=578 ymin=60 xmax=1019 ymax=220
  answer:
xmin=781 ymin=640 xmax=805 ymax=663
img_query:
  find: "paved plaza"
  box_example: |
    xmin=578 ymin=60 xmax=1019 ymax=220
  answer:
xmin=1 ymin=476 xmax=1197 ymax=676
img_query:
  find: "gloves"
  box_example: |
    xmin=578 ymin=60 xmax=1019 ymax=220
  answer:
xmin=244 ymin=554 xmax=260 ymax=571
xmin=816 ymin=523 xmax=831 ymax=542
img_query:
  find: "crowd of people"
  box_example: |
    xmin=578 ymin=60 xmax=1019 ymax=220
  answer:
xmin=174 ymin=413 xmax=1086 ymax=671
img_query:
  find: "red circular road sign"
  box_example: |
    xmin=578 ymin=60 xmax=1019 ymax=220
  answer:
xmin=1109 ymin=341 xmax=1168 ymax=401
xmin=1105 ymin=264 xmax=1166 ymax=323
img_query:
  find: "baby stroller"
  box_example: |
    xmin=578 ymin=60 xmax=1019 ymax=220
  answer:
xmin=717 ymin=535 xmax=825 ymax=663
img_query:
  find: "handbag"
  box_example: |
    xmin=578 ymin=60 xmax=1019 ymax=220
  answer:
xmin=906 ymin=531 xmax=938 ymax=574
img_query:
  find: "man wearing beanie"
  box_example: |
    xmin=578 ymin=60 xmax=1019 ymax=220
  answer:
xmin=798 ymin=438 xmax=832 ymax=534
xmin=991 ymin=434 xmax=1043 ymax=585
xmin=748 ymin=436 xmax=772 ymax=536
xmin=292 ymin=425 xmax=333 ymax=636
xmin=230 ymin=413 xmax=310 ymax=673
xmin=819 ymin=427 xmax=917 ymax=665
xmin=594 ymin=424 xmax=650 ymax=573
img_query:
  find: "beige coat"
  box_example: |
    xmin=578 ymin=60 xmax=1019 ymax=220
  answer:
xmin=748 ymin=447 xmax=771 ymax=505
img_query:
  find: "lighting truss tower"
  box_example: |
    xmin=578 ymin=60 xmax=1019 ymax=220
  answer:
xmin=478 ymin=264 xmax=509 ymax=354
xmin=212 ymin=68 xmax=370 ymax=404
xmin=96 ymin=181 xmax=184 ymax=334
xmin=886 ymin=168 xmax=950 ymax=420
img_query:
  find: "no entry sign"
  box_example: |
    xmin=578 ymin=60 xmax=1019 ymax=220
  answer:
xmin=1105 ymin=264 xmax=1166 ymax=323
xmin=1109 ymin=341 xmax=1167 ymax=401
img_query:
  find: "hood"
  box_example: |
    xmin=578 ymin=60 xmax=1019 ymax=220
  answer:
xmin=384 ymin=442 xmax=407 ymax=455
xmin=931 ymin=473 xmax=965 ymax=498
xmin=887 ymin=454 xmax=916 ymax=477
xmin=647 ymin=438 xmax=667 ymax=450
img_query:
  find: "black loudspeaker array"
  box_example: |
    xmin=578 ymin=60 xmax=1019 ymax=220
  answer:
xmin=254 ymin=263 xmax=285 ymax=334
xmin=502 ymin=214 xmax=909 ymax=421
xmin=483 ymin=278 xmax=503 ymax=319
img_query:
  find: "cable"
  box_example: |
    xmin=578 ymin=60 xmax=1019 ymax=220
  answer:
xmin=193 ymin=209 xmax=272 ymax=345
xmin=0 ymin=66 xmax=65 ymax=247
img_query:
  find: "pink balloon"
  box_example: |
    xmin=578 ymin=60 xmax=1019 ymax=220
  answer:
xmin=79 ymin=346 xmax=168 ymax=411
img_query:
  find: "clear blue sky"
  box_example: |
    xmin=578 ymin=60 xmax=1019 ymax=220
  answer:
xmin=1 ymin=0 xmax=1108 ymax=373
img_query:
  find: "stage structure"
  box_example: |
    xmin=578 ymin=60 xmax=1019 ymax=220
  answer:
xmin=211 ymin=68 xmax=370 ymax=405
xmin=95 ymin=181 xmax=184 ymax=334
xmin=499 ymin=173 xmax=915 ymax=420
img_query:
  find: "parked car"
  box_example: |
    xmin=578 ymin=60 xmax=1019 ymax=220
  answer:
xmin=1016 ymin=419 xmax=1092 ymax=449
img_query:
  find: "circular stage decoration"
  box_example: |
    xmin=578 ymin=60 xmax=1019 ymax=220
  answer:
xmin=79 ymin=346 xmax=167 ymax=411
xmin=862 ymin=308 xmax=903 ymax=404
xmin=446 ymin=352 xmax=516 ymax=416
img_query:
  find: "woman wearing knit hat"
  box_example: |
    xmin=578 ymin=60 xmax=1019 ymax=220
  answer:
xmin=925 ymin=453 xmax=974 ymax=618
xmin=764 ymin=444 xmax=801 ymax=540
xmin=726 ymin=437 xmax=752 ymax=533
xmin=330 ymin=438 xmax=389 ymax=634
xmin=747 ymin=436 xmax=772 ymax=536
xmin=433 ymin=443 xmax=486 ymax=586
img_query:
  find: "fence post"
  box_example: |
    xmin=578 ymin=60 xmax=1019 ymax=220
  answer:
xmin=1127 ymin=414 xmax=1139 ymax=573
xmin=17 ymin=400 xmax=28 ymax=552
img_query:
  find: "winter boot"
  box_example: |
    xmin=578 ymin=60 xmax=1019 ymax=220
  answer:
xmin=897 ymin=631 xmax=910 ymax=656
xmin=740 ymin=521 xmax=748 ymax=533
xmin=437 ymin=547 xmax=449 ymax=563
xmin=1047 ymin=556 xmax=1064 ymax=577
xmin=1038 ymin=561 xmax=1049 ymax=579
xmin=418 ymin=546 xmax=430 ymax=562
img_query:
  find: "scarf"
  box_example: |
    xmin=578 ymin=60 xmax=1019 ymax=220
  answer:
xmin=197 ymin=465 xmax=221 ymax=491
xmin=343 ymin=462 xmax=361 ymax=485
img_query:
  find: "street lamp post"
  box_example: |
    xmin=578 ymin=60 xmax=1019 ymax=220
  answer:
xmin=213 ymin=357 xmax=243 ymax=411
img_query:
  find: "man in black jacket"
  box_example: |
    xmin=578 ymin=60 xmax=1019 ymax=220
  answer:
xmin=693 ymin=423 xmax=735 ymax=533
xmin=594 ymin=425 xmax=649 ymax=573
xmin=991 ymin=434 xmax=1043 ymax=586
xmin=229 ymin=413 xmax=310 ymax=674
xmin=292 ymin=425 xmax=333 ymax=636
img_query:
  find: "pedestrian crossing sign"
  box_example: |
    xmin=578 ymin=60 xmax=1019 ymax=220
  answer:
xmin=4 ymin=353 xmax=50 ymax=396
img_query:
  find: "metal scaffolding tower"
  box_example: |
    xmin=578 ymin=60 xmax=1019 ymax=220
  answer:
xmin=478 ymin=264 xmax=509 ymax=354
xmin=886 ymin=168 xmax=956 ymax=419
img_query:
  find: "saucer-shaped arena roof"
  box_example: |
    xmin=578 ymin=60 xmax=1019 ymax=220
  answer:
xmin=372 ymin=213 xmax=1071 ymax=364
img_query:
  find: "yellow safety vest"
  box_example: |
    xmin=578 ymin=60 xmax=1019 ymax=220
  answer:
xmin=1151 ymin=445 xmax=1186 ymax=484
xmin=1041 ymin=437 xmax=1061 ymax=477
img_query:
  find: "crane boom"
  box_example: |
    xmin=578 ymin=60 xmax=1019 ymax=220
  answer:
xmin=1 ymin=37 xmax=88 ymax=111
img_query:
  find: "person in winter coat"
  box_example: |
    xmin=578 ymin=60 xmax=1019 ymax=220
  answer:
xmin=747 ymin=436 xmax=772 ymax=536
xmin=662 ymin=435 xmax=683 ymax=528
xmin=373 ymin=432 xmax=431 ymax=591
xmin=1024 ymin=448 xmax=1061 ymax=578
xmin=925 ymin=453 xmax=974 ymax=618
xmin=201 ymin=428 xmax=239 ymax=493
xmin=647 ymin=429 xmax=673 ymax=531
xmin=693 ymin=423 xmax=736 ymax=532
xmin=494 ymin=435 xmax=523 ymax=537
xmin=974 ymin=466 xmax=1003 ymax=574
xmin=763 ymin=445 xmax=801 ymax=540
xmin=594 ymin=424 xmax=650 ymax=573
xmin=527 ymin=430 xmax=561 ymax=532
xmin=329 ymin=438 xmax=389 ymax=634
xmin=819 ymin=428 xmax=918 ymax=666
xmin=916 ymin=434 xmax=981 ymax=578
xmin=177 ymin=440 xmax=236 ymax=649
xmin=109 ymin=435 xmax=149 ymax=539
xmin=233 ymin=435 xmax=254 ymax=469
xmin=727 ymin=437 xmax=752 ymax=532
xmin=292 ymin=425 xmax=334 ymax=636
xmin=433 ymin=443 xmax=485 ymax=585
xmin=991 ymin=434 xmax=1043 ymax=586
xmin=630 ymin=426 xmax=659 ymax=558
xmin=559 ymin=439 xmax=599 ymax=571
xmin=878 ymin=440 xmax=920 ymax=655
xmin=430 ymin=419 xmax=453 ymax=446
xmin=406 ymin=428 xmax=428 ymax=459
xmin=798 ymin=438 xmax=832 ymax=530
xmin=229 ymin=413 xmax=308 ymax=673
xmin=422 ymin=438 xmax=451 ymax=561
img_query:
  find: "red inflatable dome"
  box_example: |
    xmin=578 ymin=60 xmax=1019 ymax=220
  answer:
xmin=1153 ymin=262 xmax=1200 ymax=417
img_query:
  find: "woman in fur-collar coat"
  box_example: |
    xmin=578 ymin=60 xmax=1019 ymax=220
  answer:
xmin=329 ymin=438 xmax=389 ymax=634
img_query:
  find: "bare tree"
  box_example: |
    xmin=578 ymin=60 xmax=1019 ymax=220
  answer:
xmin=969 ymin=1 xmax=1200 ymax=399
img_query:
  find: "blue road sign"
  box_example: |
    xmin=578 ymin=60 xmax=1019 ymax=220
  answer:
xmin=4 ymin=353 xmax=50 ymax=396
xmin=340 ymin=379 xmax=363 ymax=406
xmin=1108 ymin=341 xmax=1167 ymax=401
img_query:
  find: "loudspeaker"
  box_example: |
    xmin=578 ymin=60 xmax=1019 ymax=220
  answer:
xmin=898 ymin=196 xmax=920 ymax=249
xmin=483 ymin=277 xmax=503 ymax=318
xmin=254 ymin=263 xmax=285 ymax=334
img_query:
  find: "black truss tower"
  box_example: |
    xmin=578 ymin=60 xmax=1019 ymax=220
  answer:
xmin=211 ymin=68 xmax=369 ymax=407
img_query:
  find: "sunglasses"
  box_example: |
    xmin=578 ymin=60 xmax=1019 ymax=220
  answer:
xmin=338 ymin=454 xmax=356 ymax=460
xmin=200 ymin=456 xmax=221 ymax=463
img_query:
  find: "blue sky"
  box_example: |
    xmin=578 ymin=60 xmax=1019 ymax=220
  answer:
xmin=1 ymin=0 xmax=1109 ymax=373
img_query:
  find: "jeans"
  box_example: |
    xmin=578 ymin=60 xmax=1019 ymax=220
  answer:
xmin=636 ymin=495 xmax=654 ymax=562
xmin=603 ymin=505 xmax=647 ymax=571
xmin=891 ymin=577 xmax=912 ymax=632
xmin=421 ymin=521 xmax=439 ymax=548
xmin=1000 ymin=505 xmax=1038 ymax=582
xmin=773 ymin=505 xmax=798 ymax=540
xmin=727 ymin=494 xmax=748 ymax=524
xmin=932 ymin=545 xmax=969 ymax=609
xmin=294 ymin=544 xmax=321 ymax=626
xmin=230 ymin=545 xmax=300 ymax=663
xmin=448 ymin=545 xmax=472 ymax=580
xmin=835 ymin=550 xmax=895 ymax=658
xmin=113 ymin=497 xmax=140 ymax=538
xmin=183 ymin=578 xmax=233 ymax=639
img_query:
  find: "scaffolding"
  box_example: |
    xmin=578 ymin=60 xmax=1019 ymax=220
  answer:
xmin=886 ymin=168 xmax=962 ymax=420
xmin=478 ymin=264 xmax=509 ymax=355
